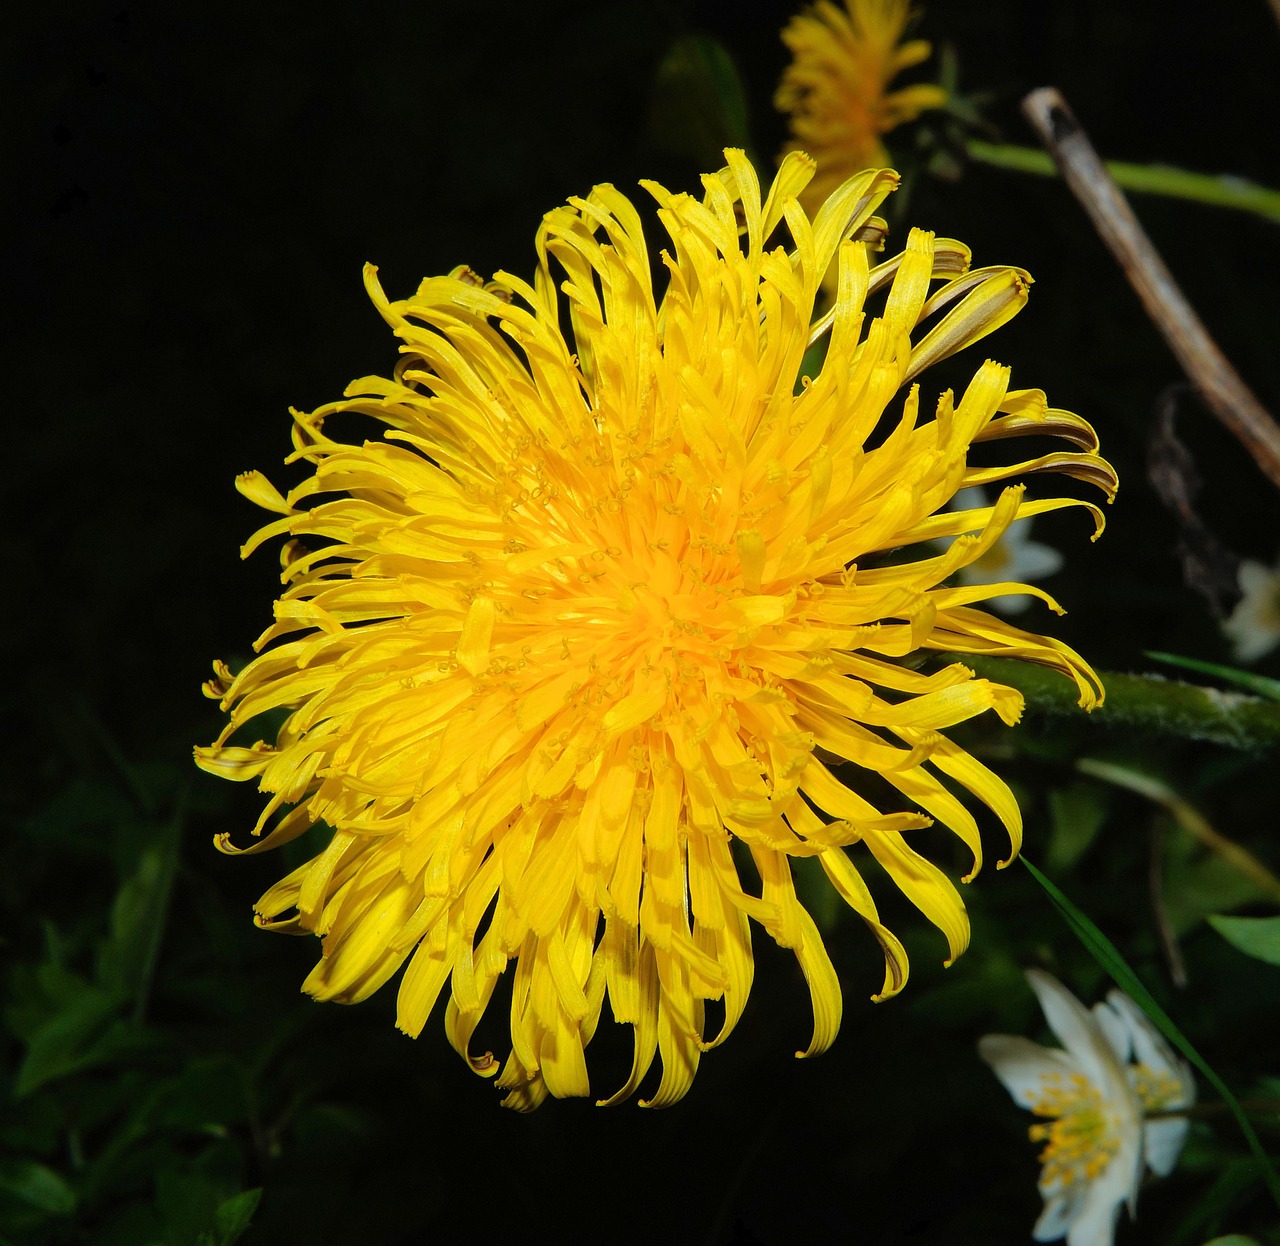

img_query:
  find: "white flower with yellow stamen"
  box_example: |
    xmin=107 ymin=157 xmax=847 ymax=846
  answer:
xmin=979 ymin=970 xmax=1193 ymax=1246
xmin=198 ymin=150 xmax=1115 ymax=1110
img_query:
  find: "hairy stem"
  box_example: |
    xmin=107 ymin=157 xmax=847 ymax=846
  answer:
xmin=945 ymin=653 xmax=1280 ymax=751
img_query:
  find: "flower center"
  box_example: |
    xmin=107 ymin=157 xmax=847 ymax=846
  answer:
xmin=1131 ymin=1062 xmax=1184 ymax=1112
xmin=1027 ymin=1071 xmax=1120 ymax=1189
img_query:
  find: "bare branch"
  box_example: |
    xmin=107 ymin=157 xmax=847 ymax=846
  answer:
xmin=1021 ymin=87 xmax=1280 ymax=492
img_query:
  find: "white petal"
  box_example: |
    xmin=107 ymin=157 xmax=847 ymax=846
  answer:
xmin=1091 ymin=1000 xmax=1131 ymax=1066
xmin=1061 ymin=1141 xmax=1144 ymax=1246
xmin=1144 ymin=1116 xmax=1190 ymax=1177
xmin=1110 ymin=1110 xmax=1146 ymax=1218
xmin=978 ymin=1034 xmax=1077 ymax=1106
xmin=1223 ymin=559 xmax=1280 ymax=661
xmin=1027 ymin=970 xmax=1095 ymax=1054
xmin=1104 ymin=990 xmax=1195 ymax=1107
xmin=1001 ymin=520 xmax=1032 ymax=552
xmin=1010 ymin=539 xmax=1064 ymax=580
xmin=1063 ymin=1174 xmax=1123 ymax=1246
xmin=1237 ymin=558 xmax=1279 ymax=596
xmin=988 ymin=591 xmax=1033 ymax=615
xmin=1226 ymin=617 xmax=1280 ymax=663
xmin=952 ymin=485 xmax=990 ymax=512
xmin=957 ymin=551 xmax=1014 ymax=585
xmin=1026 ymin=971 xmax=1129 ymax=1100
xmin=1034 ymin=1188 xmax=1087 ymax=1242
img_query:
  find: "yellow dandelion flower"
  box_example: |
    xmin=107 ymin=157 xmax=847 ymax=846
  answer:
xmin=197 ymin=149 xmax=1116 ymax=1110
xmin=776 ymin=0 xmax=948 ymax=215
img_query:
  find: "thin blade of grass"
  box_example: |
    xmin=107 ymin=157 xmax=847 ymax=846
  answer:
xmin=1145 ymin=650 xmax=1280 ymax=704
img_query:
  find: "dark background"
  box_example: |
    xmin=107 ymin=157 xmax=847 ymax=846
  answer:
xmin=6 ymin=2 xmax=1280 ymax=1243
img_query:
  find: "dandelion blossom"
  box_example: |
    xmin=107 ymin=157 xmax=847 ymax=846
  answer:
xmin=776 ymin=0 xmax=947 ymax=216
xmin=197 ymin=150 xmax=1115 ymax=1109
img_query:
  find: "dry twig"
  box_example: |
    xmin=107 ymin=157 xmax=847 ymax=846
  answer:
xmin=1021 ymin=87 xmax=1280 ymax=492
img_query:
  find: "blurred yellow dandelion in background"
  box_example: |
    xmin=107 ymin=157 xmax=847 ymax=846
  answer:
xmin=776 ymin=0 xmax=947 ymax=216
xmin=197 ymin=149 xmax=1115 ymax=1109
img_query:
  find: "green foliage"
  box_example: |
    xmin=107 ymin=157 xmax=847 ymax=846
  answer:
xmin=1208 ymin=915 xmax=1280 ymax=967
xmin=0 ymin=1160 xmax=75 ymax=1218
xmin=196 ymin=1189 xmax=262 ymax=1246
xmin=0 ymin=761 xmax=266 ymax=1246
xmin=1046 ymin=781 xmax=1109 ymax=871
xmin=954 ymin=655 xmax=1280 ymax=752
xmin=648 ymin=34 xmax=751 ymax=168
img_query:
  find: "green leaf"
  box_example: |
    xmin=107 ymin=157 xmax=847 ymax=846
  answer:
xmin=20 ymin=778 xmax=134 ymax=852
xmin=0 ymin=1158 xmax=76 ymax=1216
xmin=213 ymin=1188 xmax=262 ymax=1242
xmin=1207 ymin=914 xmax=1280 ymax=966
xmin=948 ymin=653 xmax=1280 ymax=750
xmin=13 ymin=978 xmax=163 ymax=1099
xmin=5 ymin=961 xmax=91 ymax=1044
xmin=13 ymin=981 xmax=123 ymax=1097
xmin=1166 ymin=849 xmax=1276 ymax=936
xmin=195 ymin=1189 xmax=262 ymax=1246
xmin=648 ymin=35 xmax=751 ymax=168
xmin=1046 ymin=781 xmax=1109 ymax=871
xmin=149 ymin=1057 xmax=249 ymax=1133
xmin=1022 ymin=855 xmax=1280 ymax=1213
xmin=96 ymin=834 xmax=179 ymax=1002
xmin=1076 ymin=758 xmax=1280 ymax=904
xmin=1200 ymin=1238 xmax=1262 ymax=1246
xmin=1146 ymin=651 xmax=1280 ymax=704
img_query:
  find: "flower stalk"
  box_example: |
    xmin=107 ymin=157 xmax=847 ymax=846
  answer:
xmin=967 ymin=139 xmax=1280 ymax=226
xmin=947 ymin=654 xmax=1280 ymax=752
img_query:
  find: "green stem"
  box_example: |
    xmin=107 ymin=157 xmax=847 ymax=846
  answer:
xmin=1148 ymin=1097 xmax=1280 ymax=1123
xmin=968 ymin=139 xmax=1280 ymax=225
xmin=944 ymin=654 xmax=1280 ymax=751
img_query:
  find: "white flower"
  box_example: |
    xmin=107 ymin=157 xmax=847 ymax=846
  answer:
xmin=1222 ymin=556 xmax=1280 ymax=663
xmin=945 ymin=486 xmax=1064 ymax=615
xmin=1097 ymin=989 xmax=1195 ymax=1178
xmin=978 ymin=970 xmax=1193 ymax=1246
